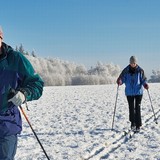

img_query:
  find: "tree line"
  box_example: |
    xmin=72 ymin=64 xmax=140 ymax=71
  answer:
xmin=16 ymin=44 xmax=160 ymax=86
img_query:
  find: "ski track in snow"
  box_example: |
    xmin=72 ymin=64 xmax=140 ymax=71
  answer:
xmin=15 ymin=84 xmax=160 ymax=160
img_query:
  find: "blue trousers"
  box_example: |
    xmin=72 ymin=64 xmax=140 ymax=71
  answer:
xmin=0 ymin=135 xmax=17 ymax=160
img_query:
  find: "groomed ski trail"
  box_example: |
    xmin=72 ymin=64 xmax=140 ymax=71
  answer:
xmin=81 ymin=129 xmax=132 ymax=160
xmin=81 ymin=109 xmax=160 ymax=160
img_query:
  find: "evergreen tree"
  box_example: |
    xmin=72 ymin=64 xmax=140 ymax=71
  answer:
xmin=19 ymin=44 xmax=25 ymax=54
xmin=31 ymin=50 xmax=36 ymax=57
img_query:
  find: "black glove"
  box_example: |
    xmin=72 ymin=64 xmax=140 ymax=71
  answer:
xmin=116 ymin=78 xmax=122 ymax=85
xmin=144 ymin=83 xmax=149 ymax=90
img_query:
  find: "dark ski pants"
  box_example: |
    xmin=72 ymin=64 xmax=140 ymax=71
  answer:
xmin=0 ymin=135 xmax=17 ymax=160
xmin=127 ymin=95 xmax=143 ymax=128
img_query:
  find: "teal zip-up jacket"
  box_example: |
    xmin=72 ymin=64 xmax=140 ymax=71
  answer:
xmin=0 ymin=42 xmax=44 ymax=137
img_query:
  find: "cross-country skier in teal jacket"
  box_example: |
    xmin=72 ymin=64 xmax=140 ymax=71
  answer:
xmin=0 ymin=27 xmax=44 ymax=159
xmin=116 ymin=56 xmax=149 ymax=132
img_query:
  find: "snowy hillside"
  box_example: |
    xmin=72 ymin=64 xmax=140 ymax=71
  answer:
xmin=15 ymin=84 xmax=160 ymax=160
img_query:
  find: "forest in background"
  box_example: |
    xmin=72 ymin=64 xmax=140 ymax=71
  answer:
xmin=16 ymin=44 xmax=160 ymax=86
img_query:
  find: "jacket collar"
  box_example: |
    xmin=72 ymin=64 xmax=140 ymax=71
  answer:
xmin=0 ymin=42 xmax=13 ymax=60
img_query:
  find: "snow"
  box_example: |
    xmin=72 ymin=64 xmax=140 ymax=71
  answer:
xmin=15 ymin=83 xmax=160 ymax=160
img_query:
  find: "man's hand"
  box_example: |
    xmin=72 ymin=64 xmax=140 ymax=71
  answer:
xmin=8 ymin=91 xmax=25 ymax=106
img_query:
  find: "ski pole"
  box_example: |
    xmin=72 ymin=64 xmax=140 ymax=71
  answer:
xmin=19 ymin=106 xmax=51 ymax=160
xmin=147 ymin=90 xmax=158 ymax=124
xmin=111 ymin=85 xmax=119 ymax=130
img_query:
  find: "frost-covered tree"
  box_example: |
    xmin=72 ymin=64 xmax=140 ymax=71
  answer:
xmin=31 ymin=50 xmax=36 ymax=57
xmin=15 ymin=46 xmax=18 ymax=52
xmin=148 ymin=69 xmax=160 ymax=83
xmin=19 ymin=44 xmax=25 ymax=54
xmin=25 ymin=56 xmax=121 ymax=86
xmin=15 ymin=44 xmax=122 ymax=86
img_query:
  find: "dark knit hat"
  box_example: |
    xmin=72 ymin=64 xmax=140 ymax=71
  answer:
xmin=0 ymin=26 xmax=3 ymax=39
xmin=130 ymin=56 xmax=137 ymax=64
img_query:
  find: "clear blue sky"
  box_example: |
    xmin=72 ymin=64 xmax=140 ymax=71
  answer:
xmin=1 ymin=0 xmax=160 ymax=77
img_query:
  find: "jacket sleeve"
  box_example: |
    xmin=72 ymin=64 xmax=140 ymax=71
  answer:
xmin=117 ymin=67 xmax=128 ymax=84
xmin=17 ymin=53 xmax=44 ymax=101
xmin=140 ymin=69 xmax=147 ymax=85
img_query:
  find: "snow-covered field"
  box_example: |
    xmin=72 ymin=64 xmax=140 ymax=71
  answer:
xmin=15 ymin=84 xmax=160 ymax=160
